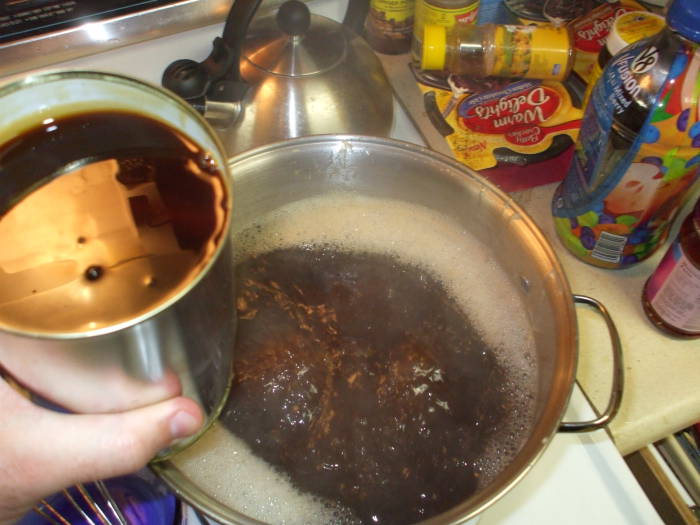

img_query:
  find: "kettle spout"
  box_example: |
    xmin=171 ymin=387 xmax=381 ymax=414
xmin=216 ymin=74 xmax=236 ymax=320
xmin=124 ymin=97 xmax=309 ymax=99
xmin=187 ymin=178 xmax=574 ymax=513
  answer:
xmin=203 ymin=98 xmax=244 ymax=130
xmin=202 ymin=74 xmax=249 ymax=129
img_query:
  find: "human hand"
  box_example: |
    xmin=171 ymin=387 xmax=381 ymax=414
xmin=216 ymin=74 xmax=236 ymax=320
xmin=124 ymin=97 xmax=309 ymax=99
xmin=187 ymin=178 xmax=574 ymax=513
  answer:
xmin=0 ymin=375 xmax=203 ymax=525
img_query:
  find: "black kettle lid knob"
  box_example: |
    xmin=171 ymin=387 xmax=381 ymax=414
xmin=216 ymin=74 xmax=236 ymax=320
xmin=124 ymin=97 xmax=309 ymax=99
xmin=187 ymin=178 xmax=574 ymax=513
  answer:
xmin=162 ymin=59 xmax=210 ymax=99
xmin=276 ymin=0 xmax=311 ymax=36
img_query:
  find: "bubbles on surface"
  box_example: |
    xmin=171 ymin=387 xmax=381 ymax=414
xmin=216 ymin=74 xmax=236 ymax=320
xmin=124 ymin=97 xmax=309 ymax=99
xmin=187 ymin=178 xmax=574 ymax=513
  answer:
xmin=233 ymin=191 xmax=536 ymax=367
xmin=172 ymin=425 xmax=362 ymax=525
xmin=173 ymin=191 xmax=539 ymax=523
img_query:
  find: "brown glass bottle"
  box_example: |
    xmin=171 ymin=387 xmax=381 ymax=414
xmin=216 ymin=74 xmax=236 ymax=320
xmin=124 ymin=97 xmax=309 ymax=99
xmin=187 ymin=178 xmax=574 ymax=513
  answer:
xmin=364 ymin=0 xmax=416 ymax=54
xmin=642 ymin=198 xmax=700 ymax=339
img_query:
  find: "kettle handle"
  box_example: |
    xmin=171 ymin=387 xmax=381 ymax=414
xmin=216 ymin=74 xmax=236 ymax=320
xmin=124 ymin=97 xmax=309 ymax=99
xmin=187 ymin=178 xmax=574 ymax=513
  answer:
xmin=221 ymin=0 xmax=264 ymax=75
xmin=343 ymin=0 xmax=371 ymax=35
xmin=161 ymin=0 xmax=262 ymax=107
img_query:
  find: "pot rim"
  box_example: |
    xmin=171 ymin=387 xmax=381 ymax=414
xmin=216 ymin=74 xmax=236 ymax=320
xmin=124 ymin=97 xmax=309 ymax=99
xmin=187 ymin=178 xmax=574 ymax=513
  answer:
xmin=154 ymin=134 xmax=579 ymax=525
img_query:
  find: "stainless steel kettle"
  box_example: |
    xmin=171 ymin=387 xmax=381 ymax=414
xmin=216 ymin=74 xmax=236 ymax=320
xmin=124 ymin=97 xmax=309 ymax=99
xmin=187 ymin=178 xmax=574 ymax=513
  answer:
xmin=162 ymin=0 xmax=394 ymax=155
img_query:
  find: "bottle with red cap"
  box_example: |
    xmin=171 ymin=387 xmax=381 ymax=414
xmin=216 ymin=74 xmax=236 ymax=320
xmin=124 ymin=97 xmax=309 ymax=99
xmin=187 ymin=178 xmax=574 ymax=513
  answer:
xmin=642 ymin=196 xmax=700 ymax=338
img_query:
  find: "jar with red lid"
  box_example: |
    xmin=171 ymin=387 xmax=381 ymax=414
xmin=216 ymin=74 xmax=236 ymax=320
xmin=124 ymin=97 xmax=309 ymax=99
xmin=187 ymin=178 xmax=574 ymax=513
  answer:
xmin=642 ymin=196 xmax=700 ymax=338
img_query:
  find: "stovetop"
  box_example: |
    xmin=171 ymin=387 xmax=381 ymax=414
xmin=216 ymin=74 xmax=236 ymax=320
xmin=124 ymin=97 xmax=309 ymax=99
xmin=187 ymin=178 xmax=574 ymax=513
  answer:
xmin=0 ymin=0 xmax=231 ymax=78
xmin=0 ymin=0 xmax=182 ymax=44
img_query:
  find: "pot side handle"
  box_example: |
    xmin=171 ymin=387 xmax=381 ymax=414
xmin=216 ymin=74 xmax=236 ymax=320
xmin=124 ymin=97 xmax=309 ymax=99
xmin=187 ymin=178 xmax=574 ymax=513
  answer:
xmin=558 ymin=294 xmax=624 ymax=433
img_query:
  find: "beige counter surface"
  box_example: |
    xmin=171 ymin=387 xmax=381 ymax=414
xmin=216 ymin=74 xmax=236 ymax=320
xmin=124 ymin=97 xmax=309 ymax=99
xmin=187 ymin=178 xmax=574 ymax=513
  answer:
xmin=379 ymin=53 xmax=700 ymax=456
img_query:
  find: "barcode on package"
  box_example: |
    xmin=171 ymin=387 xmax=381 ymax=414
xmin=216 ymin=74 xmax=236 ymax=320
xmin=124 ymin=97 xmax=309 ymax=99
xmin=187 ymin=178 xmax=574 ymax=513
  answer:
xmin=591 ymin=231 xmax=627 ymax=263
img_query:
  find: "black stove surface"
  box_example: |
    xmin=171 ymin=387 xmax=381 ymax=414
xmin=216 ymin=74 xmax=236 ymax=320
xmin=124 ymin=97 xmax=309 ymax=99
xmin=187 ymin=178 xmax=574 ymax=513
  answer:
xmin=0 ymin=0 xmax=182 ymax=44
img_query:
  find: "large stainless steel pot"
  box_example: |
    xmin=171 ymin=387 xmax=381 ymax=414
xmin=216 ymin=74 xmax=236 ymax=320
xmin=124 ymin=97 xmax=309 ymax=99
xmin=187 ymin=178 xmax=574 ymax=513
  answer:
xmin=154 ymin=135 xmax=623 ymax=523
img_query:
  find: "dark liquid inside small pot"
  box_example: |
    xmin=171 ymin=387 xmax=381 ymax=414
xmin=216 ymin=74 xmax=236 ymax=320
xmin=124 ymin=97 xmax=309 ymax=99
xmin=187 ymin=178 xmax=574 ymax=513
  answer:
xmin=224 ymin=246 xmax=518 ymax=524
xmin=0 ymin=110 xmax=228 ymax=334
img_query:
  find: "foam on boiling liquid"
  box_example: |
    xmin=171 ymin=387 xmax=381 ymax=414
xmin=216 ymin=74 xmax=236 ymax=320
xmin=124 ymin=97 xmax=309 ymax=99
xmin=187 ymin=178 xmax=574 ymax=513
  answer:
xmin=172 ymin=426 xmax=361 ymax=524
xmin=172 ymin=192 xmax=538 ymax=524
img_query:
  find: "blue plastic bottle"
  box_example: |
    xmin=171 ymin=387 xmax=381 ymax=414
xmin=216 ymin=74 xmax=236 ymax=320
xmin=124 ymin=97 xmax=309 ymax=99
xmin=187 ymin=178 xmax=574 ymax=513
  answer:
xmin=551 ymin=0 xmax=700 ymax=269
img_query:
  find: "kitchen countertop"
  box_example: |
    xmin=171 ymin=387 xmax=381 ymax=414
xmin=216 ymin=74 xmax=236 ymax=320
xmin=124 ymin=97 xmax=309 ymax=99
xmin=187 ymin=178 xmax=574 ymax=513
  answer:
xmin=377 ymin=51 xmax=700 ymax=457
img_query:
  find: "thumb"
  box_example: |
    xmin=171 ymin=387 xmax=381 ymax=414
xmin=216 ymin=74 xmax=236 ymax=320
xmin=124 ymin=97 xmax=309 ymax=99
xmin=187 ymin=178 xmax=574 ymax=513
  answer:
xmin=0 ymin=379 xmax=203 ymax=522
xmin=41 ymin=396 xmax=204 ymax=484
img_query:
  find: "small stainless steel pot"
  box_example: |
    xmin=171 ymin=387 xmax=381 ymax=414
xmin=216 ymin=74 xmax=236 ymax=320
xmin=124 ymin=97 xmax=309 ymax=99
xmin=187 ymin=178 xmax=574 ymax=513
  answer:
xmin=155 ymin=135 xmax=622 ymax=522
xmin=0 ymin=71 xmax=236 ymax=457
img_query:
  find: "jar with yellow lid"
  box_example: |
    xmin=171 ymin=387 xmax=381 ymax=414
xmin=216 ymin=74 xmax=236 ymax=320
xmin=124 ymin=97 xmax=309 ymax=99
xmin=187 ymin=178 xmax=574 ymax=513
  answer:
xmin=420 ymin=23 xmax=574 ymax=81
xmin=411 ymin=0 xmax=480 ymax=61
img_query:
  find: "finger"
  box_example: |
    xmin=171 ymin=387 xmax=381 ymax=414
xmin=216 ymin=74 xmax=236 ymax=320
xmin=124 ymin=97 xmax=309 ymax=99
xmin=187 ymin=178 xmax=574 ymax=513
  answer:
xmin=0 ymin=348 xmax=183 ymax=413
xmin=0 ymin=385 xmax=203 ymax=521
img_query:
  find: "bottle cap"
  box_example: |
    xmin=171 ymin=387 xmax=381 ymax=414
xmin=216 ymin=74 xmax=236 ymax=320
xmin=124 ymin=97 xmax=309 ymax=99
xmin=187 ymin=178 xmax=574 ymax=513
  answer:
xmin=421 ymin=25 xmax=447 ymax=71
xmin=667 ymin=0 xmax=700 ymax=43
xmin=606 ymin=11 xmax=665 ymax=56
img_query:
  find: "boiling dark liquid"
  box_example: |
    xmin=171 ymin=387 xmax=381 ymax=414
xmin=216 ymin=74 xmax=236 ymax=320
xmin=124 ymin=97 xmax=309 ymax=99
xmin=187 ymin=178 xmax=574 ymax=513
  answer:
xmin=226 ymin=246 xmax=519 ymax=524
xmin=0 ymin=111 xmax=228 ymax=333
